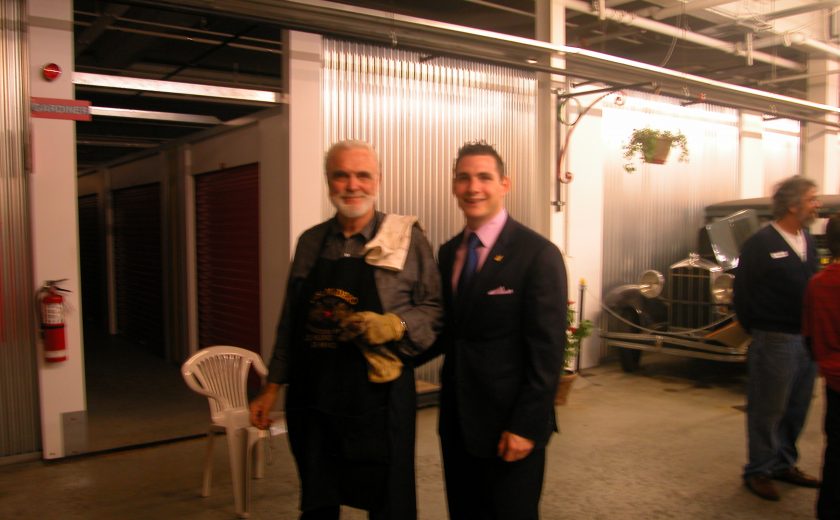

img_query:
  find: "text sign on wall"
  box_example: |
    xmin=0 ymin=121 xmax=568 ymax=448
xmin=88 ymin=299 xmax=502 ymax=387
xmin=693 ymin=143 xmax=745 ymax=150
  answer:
xmin=31 ymin=97 xmax=91 ymax=121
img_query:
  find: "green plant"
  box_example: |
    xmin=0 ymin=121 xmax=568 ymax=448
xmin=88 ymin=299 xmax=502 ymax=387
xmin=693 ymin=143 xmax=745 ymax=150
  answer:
xmin=622 ymin=128 xmax=689 ymax=173
xmin=565 ymin=301 xmax=593 ymax=368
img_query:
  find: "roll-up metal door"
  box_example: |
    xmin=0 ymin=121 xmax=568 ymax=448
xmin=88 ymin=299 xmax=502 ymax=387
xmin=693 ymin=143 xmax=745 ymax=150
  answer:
xmin=78 ymin=195 xmax=106 ymax=330
xmin=195 ymin=164 xmax=260 ymax=353
xmin=112 ymin=183 xmax=164 ymax=356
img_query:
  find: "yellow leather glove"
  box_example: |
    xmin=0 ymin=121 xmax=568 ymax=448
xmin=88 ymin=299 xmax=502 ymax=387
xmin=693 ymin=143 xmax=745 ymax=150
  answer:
xmin=338 ymin=311 xmax=405 ymax=345
xmin=359 ymin=345 xmax=403 ymax=383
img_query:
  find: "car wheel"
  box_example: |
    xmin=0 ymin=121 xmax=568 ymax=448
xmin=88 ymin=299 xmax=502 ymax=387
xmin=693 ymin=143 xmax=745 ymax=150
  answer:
xmin=617 ymin=308 xmax=642 ymax=372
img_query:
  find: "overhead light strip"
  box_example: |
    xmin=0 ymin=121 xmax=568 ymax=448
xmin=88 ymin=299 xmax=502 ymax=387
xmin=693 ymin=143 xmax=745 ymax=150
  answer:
xmin=561 ymin=46 xmax=840 ymax=115
xmin=89 ymin=106 xmax=223 ymax=124
xmin=73 ymin=72 xmax=287 ymax=104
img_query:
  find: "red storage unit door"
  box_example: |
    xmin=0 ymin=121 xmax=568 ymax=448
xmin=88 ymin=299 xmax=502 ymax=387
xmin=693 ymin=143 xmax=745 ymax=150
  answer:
xmin=112 ymin=183 xmax=164 ymax=356
xmin=195 ymin=164 xmax=260 ymax=353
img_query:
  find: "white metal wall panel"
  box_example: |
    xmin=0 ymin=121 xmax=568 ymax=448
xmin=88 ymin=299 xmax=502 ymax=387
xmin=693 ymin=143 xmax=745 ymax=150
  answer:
xmin=322 ymin=39 xmax=538 ymax=384
xmin=0 ymin=0 xmax=40 ymax=458
xmin=763 ymin=119 xmax=801 ymax=194
xmin=600 ymin=93 xmax=742 ymax=330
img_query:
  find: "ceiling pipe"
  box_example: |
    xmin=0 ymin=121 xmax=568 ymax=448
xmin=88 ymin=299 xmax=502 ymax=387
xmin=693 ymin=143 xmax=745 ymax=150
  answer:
xmin=747 ymin=32 xmax=840 ymax=60
xmin=564 ymin=0 xmax=803 ymax=71
xmin=801 ymin=36 xmax=840 ymax=59
xmin=758 ymin=68 xmax=840 ymax=85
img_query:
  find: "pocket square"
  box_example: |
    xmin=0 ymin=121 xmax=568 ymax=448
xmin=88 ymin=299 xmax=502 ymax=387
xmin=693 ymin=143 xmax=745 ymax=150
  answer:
xmin=487 ymin=286 xmax=514 ymax=295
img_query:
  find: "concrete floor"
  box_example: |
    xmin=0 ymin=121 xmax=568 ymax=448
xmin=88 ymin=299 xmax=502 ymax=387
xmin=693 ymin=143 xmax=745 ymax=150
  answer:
xmin=0 ymin=353 xmax=826 ymax=519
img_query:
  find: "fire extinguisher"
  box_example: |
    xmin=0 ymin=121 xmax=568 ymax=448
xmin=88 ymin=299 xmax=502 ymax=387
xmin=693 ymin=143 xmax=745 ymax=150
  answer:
xmin=39 ymin=279 xmax=70 ymax=363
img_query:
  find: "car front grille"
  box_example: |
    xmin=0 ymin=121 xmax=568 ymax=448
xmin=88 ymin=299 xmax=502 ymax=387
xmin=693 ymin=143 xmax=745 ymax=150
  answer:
xmin=668 ymin=266 xmax=712 ymax=329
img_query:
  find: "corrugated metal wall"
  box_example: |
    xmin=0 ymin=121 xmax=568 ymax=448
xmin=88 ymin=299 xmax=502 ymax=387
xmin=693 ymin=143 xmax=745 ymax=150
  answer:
xmin=322 ymin=39 xmax=541 ymax=248
xmin=322 ymin=39 xmax=539 ymax=384
xmin=0 ymin=0 xmax=41 ymax=457
xmin=600 ymin=92 xmax=742 ymax=319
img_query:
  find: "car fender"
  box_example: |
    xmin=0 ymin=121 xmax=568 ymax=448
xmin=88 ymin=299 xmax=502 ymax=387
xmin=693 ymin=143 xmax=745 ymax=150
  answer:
xmin=604 ymin=284 xmax=667 ymax=329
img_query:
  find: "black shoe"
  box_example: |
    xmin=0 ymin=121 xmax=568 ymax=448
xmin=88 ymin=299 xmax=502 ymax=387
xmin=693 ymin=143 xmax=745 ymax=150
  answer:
xmin=772 ymin=467 xmax=820 ymax=488
xmin=745 ymin=475 xmax=781 ymax=501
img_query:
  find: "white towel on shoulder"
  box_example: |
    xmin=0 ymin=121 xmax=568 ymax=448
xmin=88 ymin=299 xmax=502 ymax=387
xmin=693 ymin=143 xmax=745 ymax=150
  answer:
xmin=364 ymin=214 xmax=418 ymax=271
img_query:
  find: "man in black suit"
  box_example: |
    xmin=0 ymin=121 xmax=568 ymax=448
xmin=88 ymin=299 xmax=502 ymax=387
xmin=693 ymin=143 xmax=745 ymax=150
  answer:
xmin=433 ymin=141 xmax=567 ymax=519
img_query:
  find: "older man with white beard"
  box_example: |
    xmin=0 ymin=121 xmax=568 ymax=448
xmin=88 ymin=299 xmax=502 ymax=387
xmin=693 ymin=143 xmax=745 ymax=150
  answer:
xmin=250 ymin=140 xmax=443 ymax=520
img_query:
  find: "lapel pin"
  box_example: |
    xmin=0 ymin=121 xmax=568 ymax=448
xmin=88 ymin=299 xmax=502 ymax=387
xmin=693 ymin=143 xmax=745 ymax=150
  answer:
xmin=494 ymin=255 xmax=504 ymax=262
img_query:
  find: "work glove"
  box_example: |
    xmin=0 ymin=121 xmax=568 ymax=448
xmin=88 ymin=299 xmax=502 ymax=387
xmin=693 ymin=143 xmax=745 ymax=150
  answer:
xmin=338 ymin=312 xmax=405 ymax=383
xmin=359 ymin=345 xmax=403 ymax=383
xmin=337 ymin=311 xmax=405 ymax=345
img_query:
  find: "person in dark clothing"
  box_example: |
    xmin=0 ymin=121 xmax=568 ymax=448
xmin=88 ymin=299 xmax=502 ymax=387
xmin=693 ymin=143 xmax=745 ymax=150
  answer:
xmin=424 ymin=141 xmax=567 ymax=520
xmin=803 ymin=213 xmax=840 ymax=520
xmin=249 ymin=140 xmax=443 ymax=519
xmin=734 ymin=175 xmax=822 ymax=502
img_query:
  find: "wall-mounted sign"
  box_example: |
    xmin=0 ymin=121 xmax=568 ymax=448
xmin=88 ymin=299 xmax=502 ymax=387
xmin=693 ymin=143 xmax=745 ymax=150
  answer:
xmin=31 ymin=97 xmax=91 ymax=121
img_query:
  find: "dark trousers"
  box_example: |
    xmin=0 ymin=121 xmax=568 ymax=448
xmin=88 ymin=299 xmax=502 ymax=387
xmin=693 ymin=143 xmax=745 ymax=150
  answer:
xmin=440 ymin=419 xmax=546 ymax=520
xmin=818 ymin=385 xmax=840 ymax=520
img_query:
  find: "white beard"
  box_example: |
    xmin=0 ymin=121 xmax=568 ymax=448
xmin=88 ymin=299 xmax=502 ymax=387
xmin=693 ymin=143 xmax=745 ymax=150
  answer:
xmin=330 ymin=192 xmax=376 ymax=219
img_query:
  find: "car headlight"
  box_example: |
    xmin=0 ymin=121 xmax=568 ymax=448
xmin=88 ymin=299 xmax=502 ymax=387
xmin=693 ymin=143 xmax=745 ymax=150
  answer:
xmin=712 ymin=273 xmax=734 ymax=304
xmin=639 ymin=270 xmax=664 ymax=299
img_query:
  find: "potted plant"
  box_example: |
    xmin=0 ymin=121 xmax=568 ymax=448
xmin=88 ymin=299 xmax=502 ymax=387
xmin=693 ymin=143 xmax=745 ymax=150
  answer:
xmin=555 ymin=301 xmax=593 ymax=405
xmin=622 ymin=128 xmax=689 ymax=173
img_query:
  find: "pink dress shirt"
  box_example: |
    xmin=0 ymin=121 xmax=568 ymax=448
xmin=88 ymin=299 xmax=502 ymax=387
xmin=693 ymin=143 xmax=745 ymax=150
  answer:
xmin=451 ymin=209 xmax=508 ymax=293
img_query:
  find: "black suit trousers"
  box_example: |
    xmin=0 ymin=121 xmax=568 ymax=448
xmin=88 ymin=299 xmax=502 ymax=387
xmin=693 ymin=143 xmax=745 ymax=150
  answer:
xmin=440 ymin=409 xmax=546 ymax=520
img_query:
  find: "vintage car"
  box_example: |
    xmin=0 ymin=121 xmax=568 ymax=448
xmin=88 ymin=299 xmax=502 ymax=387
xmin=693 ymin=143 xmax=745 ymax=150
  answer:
xmin=602 ymin=194 xmax=840 ymax=372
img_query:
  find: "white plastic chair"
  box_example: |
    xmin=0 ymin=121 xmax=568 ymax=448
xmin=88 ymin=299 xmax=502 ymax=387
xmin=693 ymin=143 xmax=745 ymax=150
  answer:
xmin=181 ymin=345 xmax=278 ymax=518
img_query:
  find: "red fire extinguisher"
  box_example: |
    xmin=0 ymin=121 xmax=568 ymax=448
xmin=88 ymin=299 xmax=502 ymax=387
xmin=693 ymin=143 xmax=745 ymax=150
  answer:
xmin=39 ymin=279 xmax=69 ymax=363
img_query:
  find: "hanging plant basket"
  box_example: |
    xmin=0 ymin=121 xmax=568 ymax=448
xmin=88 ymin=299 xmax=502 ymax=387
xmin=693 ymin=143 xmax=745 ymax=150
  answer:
xmin=646 ymin=136 xmax=674 ymax=164
xmin=623 ymin=128 xmax=689 ymax=173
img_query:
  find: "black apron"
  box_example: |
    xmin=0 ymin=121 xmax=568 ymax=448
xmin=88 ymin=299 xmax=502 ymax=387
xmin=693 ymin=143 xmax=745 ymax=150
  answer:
xmin=286 ymin=253 xmax=416 ymax=518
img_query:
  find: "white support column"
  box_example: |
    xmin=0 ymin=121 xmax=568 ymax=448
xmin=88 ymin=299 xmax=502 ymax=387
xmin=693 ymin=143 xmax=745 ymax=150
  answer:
xmin=28 ymin=0 xmax=86 ymax=459
xmin=536 ymin=0 xmax=564 ymax=246
xmin=564 ymin=93 xmax=605 ymax=370
xmin=804 ymin=58 xmax=840 ymax=194
xmin=258 ymin=113 xmax=289 ymax=360
xmin=738 ymin=112 xmax=765 ymax=198
xmin=538 ymin=1 xmax=604 ymax=369
xmin=285 ymin=31 xmax=326 ymax=245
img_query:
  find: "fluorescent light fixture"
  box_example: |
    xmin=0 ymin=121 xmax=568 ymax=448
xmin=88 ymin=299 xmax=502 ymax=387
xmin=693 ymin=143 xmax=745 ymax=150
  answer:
xmin=73 ymin=72 xmax=287 ymax=104
xmin=89 ymin=106 xmax=223 ymax=124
